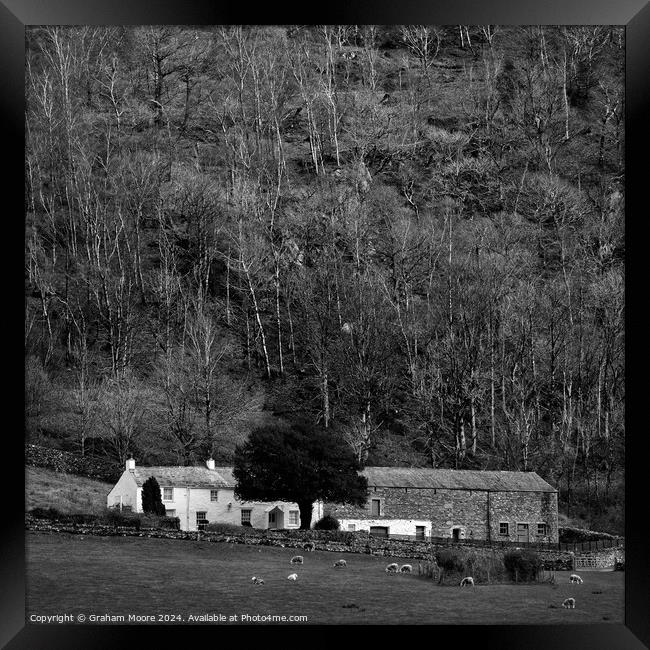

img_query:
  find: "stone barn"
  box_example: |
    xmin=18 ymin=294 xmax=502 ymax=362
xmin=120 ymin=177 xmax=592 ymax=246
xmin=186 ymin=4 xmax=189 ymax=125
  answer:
xmin=326 ymin=467 xmax=558 ymax=544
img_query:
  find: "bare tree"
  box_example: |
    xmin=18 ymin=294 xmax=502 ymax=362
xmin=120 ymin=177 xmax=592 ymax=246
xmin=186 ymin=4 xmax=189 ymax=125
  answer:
xmin=97 ymin=371 xmax=148 ymax=465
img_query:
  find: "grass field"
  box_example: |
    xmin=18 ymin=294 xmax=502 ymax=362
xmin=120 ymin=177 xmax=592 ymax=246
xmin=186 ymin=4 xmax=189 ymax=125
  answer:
xmin=26 ymin=532 xmax=624 ymax=625
xmin=25 ymin=467 xmax=113 ymax=514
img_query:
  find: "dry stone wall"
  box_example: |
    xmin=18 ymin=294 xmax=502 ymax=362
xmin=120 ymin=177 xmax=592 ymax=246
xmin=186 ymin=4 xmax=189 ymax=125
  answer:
xmin=25 ymin=514 xmax=589 ymax=570
xmin=25 ymin=445 xmax=121 ymax=483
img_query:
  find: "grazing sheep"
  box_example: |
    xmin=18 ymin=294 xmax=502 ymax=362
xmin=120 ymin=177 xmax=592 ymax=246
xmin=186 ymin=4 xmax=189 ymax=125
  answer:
xmin=251 ymin=576 xmax=265 ymax=585
xmin=287 ymin=573 xmax=298 ymax=581
xmin=304 ymin=542 xmax=316 ymax=552
xmin=569 ymin=574 xmax=583 ymax=584
xmin=460 ymin=577 xmax=475 ymax=587
xmin=385 ymin=563 xmax=399 ymax=573
xmin=399 ymin=564 xmax=413 ymax=574
xmin=290 ymin=555 xmax=304 ymax=564
xmin=562 ymin=597 xmax=576 ymax=609
xmin=333 ymin=559 xmax=347 ymax=567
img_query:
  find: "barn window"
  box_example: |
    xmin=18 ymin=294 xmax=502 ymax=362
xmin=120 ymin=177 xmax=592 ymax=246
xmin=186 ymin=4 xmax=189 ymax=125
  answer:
xmin=210 ymin=490 xmax=219 ymax=502
xmin=415 ymin=526 xmax=426 ymax=541
xmin=537 ymin=523 xmax=548 ymax=536
xmin=166 ymin=509 xmax=176 ymax=517
xmin=348 ymin=524 xmax=356 ymax=531
xmin=371 ymin=499 xmax=381 ymax=517
xmin=241 ymin=509 xmax=252 ymax=525
xmin=163 ymin=487 xmax=173 ymax=501
xmin=499 ymin=522 xmax=509 ymax=536
xmin=288 ymin=510 xmax=299 ymax=526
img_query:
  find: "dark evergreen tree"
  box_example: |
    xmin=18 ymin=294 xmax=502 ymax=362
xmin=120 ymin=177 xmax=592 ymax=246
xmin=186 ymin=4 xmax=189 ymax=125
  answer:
xmin=233 ymin=421 xmax=368 ymax=528
xmin=142 ymin=476 xmax=167 ymax=516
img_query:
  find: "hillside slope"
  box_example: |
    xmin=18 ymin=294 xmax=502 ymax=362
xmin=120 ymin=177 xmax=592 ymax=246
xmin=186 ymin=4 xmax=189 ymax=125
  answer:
xmin=25 ymin=466 xmax=114 ymax=515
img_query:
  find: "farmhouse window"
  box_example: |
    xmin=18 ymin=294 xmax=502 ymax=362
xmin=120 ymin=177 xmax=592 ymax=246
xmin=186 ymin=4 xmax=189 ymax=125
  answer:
xmin=289 ymin=510 xmax=299 ymax=526
xmin=163 ymin=487 xmax=173 ymax=501
xmin=196 ymin=511 xmax=208 ymax=530
xmin=499 ymin=522 xmax=509 ymax=536
xmin=537 ymin=523 xmax=548 ymax=536
xmin=371 ymin=499 xmax=381 ymax=516
xmin=241 ymin=509 xmax=252 ymax=525
xmin=210 ymin=490 xmax=219 ymax=502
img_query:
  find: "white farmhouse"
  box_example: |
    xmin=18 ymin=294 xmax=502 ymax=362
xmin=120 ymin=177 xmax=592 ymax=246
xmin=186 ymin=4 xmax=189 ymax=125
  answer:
xmin=106 ymin=458 xmax=324 ymax=532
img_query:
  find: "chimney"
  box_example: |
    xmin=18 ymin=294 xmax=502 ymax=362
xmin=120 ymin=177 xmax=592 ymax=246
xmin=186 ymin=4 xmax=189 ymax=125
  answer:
xmin=206 ymin=458 xmax=216 ymax=470
xmin=126 ymin=457 xmax=136 ymax=471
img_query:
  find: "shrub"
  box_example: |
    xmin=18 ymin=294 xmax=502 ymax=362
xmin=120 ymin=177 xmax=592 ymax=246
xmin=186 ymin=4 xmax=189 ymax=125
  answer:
xmin=205 ymin=522 xmax=253 ymax=534
xmin=159 ymin=516 xmax=180 ymax=530
xmin=314 ymin=515 xmax=340 ymax=530
xmin=30 ymin=507 xmax=61 ymax=520
xmin=101 ymin=509 xmax=142 ymax=530
xmin=66 ymin=513 xmax=98 ymax=525
xmin=435 ymin=548 xmax=467 ymax=573
xmin=316 ymin=529 xmax=355 ymax=543
xmin=430 ymin=548 xmax=506 ymax=585
xmin=503 ymin=549 xmax=543 ymax=582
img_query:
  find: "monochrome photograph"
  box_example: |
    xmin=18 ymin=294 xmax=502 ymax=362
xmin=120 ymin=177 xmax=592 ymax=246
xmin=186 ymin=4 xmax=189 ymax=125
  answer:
xmin=23 ymin=24 xmax=625 ymax=628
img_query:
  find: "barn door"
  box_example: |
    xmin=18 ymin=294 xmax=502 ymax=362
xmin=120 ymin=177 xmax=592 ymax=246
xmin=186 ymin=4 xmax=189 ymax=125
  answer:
xmin=517 ymin=523 xmax=529 ymax=543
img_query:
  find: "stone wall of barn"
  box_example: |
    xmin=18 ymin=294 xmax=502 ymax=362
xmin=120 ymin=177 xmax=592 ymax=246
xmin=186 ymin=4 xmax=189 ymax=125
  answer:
xmin=488 ymin=490 xmax=559 ymax=544
xmin=326 ymin=487 xmax=559 ymax=543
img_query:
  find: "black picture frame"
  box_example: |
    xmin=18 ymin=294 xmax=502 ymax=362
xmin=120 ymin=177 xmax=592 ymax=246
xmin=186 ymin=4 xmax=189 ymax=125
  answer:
xmin=4 ymin=1 xmax=647 ymax=647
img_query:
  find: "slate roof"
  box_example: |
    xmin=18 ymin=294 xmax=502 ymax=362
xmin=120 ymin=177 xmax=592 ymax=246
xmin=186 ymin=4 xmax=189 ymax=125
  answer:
xmin=129 ymin=465 xmax=555 ymax=492
xmin=361 ymin=467 xmax=557 ymax=492
xmin=131 ymin=466 xmax=234 ymax=489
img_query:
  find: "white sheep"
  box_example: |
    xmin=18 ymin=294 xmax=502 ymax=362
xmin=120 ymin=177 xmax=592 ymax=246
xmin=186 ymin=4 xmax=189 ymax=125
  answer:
xmin=460 ymin=576 xmax=475 ymax=587
xmin=333 ymin=559 xmax=347 ymax=567
xmin=399 ymin=564 xmax=413 ymax=574
xmin=569 ymin=574 xmax=583 ymax=584
xmin=385 ymin=563 xmax=399 ymax=573
xmin=287 ymin=573 xmax=298 ymax=581
xmin=290 ymin=555 xmax=304 ymax=564
xmin=562 ymin=597 xmax=576 ymax=609
xmin=304 ymin=542 xmax=316 ymax=552
xmin=251 ymin=576 xmax=265 ymax=585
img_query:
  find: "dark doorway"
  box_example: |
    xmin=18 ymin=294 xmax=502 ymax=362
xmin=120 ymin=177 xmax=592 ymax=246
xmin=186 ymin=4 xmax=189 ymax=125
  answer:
xmin=268 ymin=506 xmax=284 ymax=529
xmin=452 ymin=527 xmax=461 ymax=542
